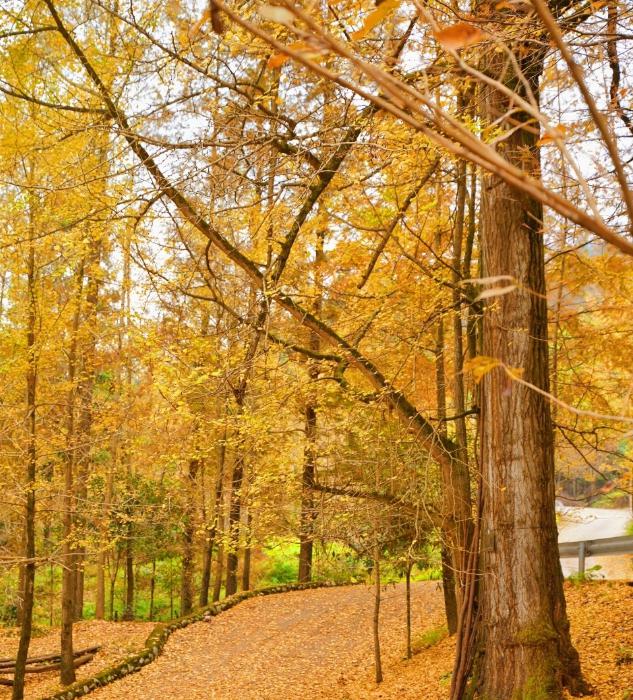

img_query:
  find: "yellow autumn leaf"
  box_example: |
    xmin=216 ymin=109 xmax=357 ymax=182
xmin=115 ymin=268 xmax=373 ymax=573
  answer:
xmin=267 ymin=41 xmax=326 ymax=70
xmin=505 ymin=365 xmax=525 ymax=380
xmin=463 ymin=355 xmax=501 ymax=383
xmin=351 ymin=0 xmax=400 ymax=40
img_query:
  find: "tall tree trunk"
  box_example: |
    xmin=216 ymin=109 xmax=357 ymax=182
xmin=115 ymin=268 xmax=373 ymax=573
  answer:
xmin=200 ymin=418 xmax=226 ymax=606
xmin=95 ymin=553 xmax=105 ymax=620
xmin=42 ymin=462 xmax=54 ymax=628
xmin=73 ymin=235 xmax=101 ymax=620
xmin=298 ymin=230 xmax=324 ymax=582
xmin=107 ymin=548 xmax=120 ymax=620
xmin=225 ymin=307 xmax=266 ymax=596
xmin=241 ymin=510 xmax=252 ymax=592
xmin=472 ymin=48 xmax=585 ymax=698
xmin=212 ymin=542 xmax=224 ymax=602
xmin=149 ymin=558 xmax=156 ymax=620
xmin=440 ymin=543 xmax=458 ymax=636
xmin=298 ymin=398 xmax=317 ymax=582
xmin=435 ymin=313 xmax=459 ymax=635
xmin=60 ymin=261 xmax=84 ymax=686
xmin=224 ymin=450 xmax=244 ymax=597
xmin=120 ymin=237 xmax=134 ymax=622
xmin=15 ymin=550 xmax=24 ymax=629
xmin=122 ymin=532 xmax=134 ymax=621
xmin=95 ymin=446 xmax=113 ymax=620
xmin=224 ymin=321 xmax=260 ymax=597
xmin=13 ymin=227 xmax=38 ymax=700
xmin=405 ymin=557 xmax=413 ymax=660
xmin=180 ymin=457 xmax=200 ymax=616
xmin=372 ymin=543 xmax=383 ymax=684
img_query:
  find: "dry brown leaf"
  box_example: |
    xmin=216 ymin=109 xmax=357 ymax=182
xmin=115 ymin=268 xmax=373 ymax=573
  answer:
xmin=433 ymin=22 xmax=485 ymax=50
xmin=537 ymin=124 xmax=568 ymax=146
xmin=268 ymin=52 xmax=290 ymax=69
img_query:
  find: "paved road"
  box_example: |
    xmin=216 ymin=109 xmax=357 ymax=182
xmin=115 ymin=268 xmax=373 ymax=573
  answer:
xmin=87 ymin=582 xmax=444 ymax=700
xmin=557 ymin=504 xmax=632 ymax=578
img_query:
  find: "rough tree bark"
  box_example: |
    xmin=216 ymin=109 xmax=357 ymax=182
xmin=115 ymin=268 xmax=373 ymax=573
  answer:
xmin=60 ymin=261 xmax=85 ymax=686
xmin=241 ymin=510 xmax=253 ymax=591
xmin=96 ymin=439 xmax=114 ymax=620
xmin=180 ymin=456 xmax=200 ymax=616
xmin=471 ymin=44 xmax=585 ymax=699
xmin=434 ymin=314 xmax=459 ymax=635
xmin=297 ymin=227 xmax=325 ymax=583
xmin=225 ymin=303 xmax=267 ymax=597
xmin=121 ymin=239 xmax=135 ymax=622
xmin=297 ymin=397 xmax=317 ymax=582
xmin=13 ymin=211 xmax=38 ymax=700
xmin=199 ymin=415 xmax=227 ymax=606
xmin=224 ymin=447 xmax=245 ymax=597
xmin=372 ymin=543 xmax=383 ymax=684
xmin=212 ymin=541 xmax=224 ymax=603
xmin=405 ymin=556 xmax=413 ymax=659
xmin=73 ymin=234 xmax=101 ymax=621
xmin=122 ymin=533 xmax=134 ymax=621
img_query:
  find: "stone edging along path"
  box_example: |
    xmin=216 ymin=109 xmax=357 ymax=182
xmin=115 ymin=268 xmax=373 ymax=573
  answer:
xmin=39 ymin=581 xmax=347 ymax=700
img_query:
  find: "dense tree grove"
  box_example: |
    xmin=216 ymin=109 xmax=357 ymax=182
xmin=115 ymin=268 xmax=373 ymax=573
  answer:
xmin=1 ymin=0 xmax=632 ymax=698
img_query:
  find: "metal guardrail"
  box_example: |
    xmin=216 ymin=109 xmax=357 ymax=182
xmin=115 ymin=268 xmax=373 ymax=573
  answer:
xmin=558 ymin=535 xmax=633 ymax=574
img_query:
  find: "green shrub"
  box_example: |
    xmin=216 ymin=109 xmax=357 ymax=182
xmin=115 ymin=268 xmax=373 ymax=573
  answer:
xmin=0 ymin=603 xmax=17 ymax=625
xmin=567 ymin=564 xmax=602 ymax=585
xmin=257 ymin=541 xmax=299 ymax=586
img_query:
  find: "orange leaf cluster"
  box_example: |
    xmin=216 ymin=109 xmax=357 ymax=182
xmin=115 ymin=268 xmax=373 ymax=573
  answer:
xmin=433 ymin=22 xmax=485 ymax=50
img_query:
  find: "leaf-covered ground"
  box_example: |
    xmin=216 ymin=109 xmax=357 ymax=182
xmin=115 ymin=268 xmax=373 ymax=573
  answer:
xmin=0 ymin=620 xmax=154 ymax=700
xmin=1 ymin=581 xmax=631 ymax=699
xmin=86 ymin=582 xmax=445 ymax=700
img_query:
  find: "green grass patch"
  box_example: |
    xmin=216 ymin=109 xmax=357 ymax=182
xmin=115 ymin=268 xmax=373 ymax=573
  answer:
xmin=410 ymin=625 xmax=448 ymax=654
xmin=567 ymin=564 xmax=603 ymax=585
xmin=413 ymin=566 xmax=442 ymax=581
xmin=590 ymin=489 xmax=630 ymax=508
xmin=256 ymin=540 xmax=300 ymax=586
xmin=617 ymin=647 xmax=633 ymax=666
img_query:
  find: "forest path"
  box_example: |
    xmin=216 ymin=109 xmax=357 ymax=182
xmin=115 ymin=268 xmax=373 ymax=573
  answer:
xmin=89 ymin=581 xmax=444 ymax=700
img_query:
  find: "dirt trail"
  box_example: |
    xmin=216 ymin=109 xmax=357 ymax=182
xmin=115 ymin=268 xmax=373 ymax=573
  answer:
xmin=89 ymin=582 xmax=445 ymax=700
